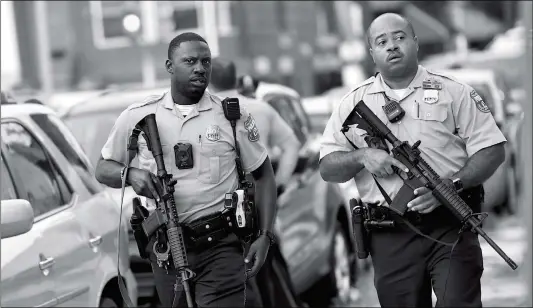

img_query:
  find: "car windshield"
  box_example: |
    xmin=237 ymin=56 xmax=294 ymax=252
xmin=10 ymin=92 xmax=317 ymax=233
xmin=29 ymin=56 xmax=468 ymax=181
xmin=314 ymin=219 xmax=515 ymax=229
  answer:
xmin=63 ymin=110 xmax=123 ymax=167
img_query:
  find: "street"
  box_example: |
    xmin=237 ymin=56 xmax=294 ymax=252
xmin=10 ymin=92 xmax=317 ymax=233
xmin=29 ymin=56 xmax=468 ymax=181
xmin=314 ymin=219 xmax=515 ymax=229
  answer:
xmin=345 ymin=214 xmax=529 ymax=307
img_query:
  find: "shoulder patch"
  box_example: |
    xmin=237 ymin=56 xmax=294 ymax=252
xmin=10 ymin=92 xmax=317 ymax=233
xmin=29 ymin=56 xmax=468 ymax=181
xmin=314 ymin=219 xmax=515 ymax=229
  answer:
xmin=244 ymin=113 xmax=260 ymax=142
xmin=128 ymin=93 xmax=165 ymax=110
xmin=470 ymin=90 xmax=491 ymax=113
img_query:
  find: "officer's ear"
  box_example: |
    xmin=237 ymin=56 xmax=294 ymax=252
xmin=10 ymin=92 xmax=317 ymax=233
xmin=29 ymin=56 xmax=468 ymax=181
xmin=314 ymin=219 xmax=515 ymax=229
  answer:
xmin=165 ymin=59 xmax=173 ymax=74
xmin=414 ymin=36 xmax=419 ymax=52
xmin=369 ymin=48 xmax=376 ymax=64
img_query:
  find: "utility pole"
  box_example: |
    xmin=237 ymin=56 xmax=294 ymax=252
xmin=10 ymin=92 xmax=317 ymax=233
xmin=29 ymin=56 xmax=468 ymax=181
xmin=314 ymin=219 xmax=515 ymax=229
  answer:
xmin=34 ymin=1 xmax=53 ymax=98
xmin=202 ymin=1 xmax=219 ymax=57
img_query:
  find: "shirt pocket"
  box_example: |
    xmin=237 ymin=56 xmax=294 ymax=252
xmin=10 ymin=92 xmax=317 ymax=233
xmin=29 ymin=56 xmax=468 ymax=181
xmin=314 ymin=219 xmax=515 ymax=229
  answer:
xmin=414 ymin=103 xmax=452 ymax=148
xmin=137 ymin=142 xmax=173 ymax=174
xmin=197 ymin=142 xmax=231 ymax=184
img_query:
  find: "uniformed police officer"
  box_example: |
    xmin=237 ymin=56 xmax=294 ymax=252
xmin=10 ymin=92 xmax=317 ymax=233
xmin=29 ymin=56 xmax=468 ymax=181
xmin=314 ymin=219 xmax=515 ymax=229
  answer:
xmin=209 ymin=57 xmax=305 ymax=307
xmin=319 ymin=14 xmax=506 ymax=307
xmin=95 ymin=32 xmax=277 ymax=308
xmin=209 ymin=57 xmax=301 ymax=194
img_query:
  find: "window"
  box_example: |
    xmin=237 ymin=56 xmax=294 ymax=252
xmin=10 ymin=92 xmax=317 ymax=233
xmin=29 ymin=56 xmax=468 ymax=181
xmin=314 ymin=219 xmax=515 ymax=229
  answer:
xmin=1 ymin=122 xmax=72 ymax=217
xmin=216 ymin=1 xmax=237 ymax=36
xmin=31 ymin=114 xmax=104 ymax=195
xmin=1 ymin=156 xmax=17 ymax=200
xmin=157 ymin=1 xmax=203 ymax=41
xmin=266 ymin=95 xmax=307 ymax=144
xmin=90 ymin=1 xmax=141 ymax=49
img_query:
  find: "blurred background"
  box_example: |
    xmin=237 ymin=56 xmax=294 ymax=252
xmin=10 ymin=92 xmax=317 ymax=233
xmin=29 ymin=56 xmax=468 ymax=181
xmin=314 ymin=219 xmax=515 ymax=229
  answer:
xmin=1 ymin=1 xmax=531 ymax=307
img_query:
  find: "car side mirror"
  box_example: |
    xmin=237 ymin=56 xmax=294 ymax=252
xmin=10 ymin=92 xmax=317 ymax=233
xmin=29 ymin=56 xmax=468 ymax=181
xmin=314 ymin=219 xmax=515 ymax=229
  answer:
xmin=1 ymin=199 xmax=34 ymax=239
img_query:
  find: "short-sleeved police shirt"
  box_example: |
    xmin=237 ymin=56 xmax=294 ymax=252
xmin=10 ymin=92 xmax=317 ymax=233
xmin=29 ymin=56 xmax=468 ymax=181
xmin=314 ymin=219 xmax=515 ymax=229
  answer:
xmin=214 ymin=89 xmax=298 ymax=154
xmin=320 ymin=65 xmax=507 ymax=206
xmin=101 ymin=89 xmax=268 ymax=223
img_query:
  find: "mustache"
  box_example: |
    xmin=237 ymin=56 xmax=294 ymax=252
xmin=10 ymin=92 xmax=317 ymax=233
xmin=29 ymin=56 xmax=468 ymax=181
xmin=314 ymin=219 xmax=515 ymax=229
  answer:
xmin=387 ymin=52 xmax=403 ymax=61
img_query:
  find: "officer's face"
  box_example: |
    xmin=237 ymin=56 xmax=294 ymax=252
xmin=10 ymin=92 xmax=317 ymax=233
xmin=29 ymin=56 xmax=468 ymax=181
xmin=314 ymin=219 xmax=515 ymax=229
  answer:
xmin=368 ymin=16 xmax=419 ymax=78
xmin=166 ymin=41 xmax=212 ymax=98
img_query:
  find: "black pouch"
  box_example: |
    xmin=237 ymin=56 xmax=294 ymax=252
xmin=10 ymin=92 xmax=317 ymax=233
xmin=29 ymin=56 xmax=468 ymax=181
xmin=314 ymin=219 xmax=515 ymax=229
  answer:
xmin=183 ymin=212 xmax=233 ymax=250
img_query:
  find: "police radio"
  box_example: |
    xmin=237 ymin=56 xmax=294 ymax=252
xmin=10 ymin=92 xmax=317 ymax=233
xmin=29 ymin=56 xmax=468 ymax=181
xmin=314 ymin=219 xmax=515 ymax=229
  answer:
xmin=222 ymin=97 xmax=241 ymax=121
xmin=382 ymin=94 xmax=405 ymax=123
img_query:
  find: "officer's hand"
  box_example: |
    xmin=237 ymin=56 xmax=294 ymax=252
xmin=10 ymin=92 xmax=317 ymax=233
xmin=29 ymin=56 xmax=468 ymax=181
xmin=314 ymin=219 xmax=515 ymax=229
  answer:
xmin=244 ymin=235 xmax=270 ymax=278
xmin=407 ymin=186 xmax=440 ymax=214
xmin=362 ymin=148 xmax=409 ymax=178
xmin=127 ymin=167 xmax=166 ymax=201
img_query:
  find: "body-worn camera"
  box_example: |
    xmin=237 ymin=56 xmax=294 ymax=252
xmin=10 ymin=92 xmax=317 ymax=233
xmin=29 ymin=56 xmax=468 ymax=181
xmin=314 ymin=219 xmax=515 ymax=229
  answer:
xmin=174 ymin=142 xmax=194 ymax=169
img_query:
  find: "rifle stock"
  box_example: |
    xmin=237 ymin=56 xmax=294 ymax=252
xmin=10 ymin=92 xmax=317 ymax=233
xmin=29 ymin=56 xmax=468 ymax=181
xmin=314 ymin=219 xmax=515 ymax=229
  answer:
xmin=350 ymin=101 xmax=518 ymax=270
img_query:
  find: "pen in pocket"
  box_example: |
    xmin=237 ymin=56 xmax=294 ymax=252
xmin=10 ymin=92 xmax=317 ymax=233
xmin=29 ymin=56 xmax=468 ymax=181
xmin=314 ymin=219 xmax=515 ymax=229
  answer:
xmin=198 ymin=135 xmax=202 ymax=144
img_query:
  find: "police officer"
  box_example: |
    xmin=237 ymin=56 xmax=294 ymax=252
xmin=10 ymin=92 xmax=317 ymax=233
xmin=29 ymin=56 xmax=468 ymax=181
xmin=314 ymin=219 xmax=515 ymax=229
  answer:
xmin=319 ymin=14 xmax=506 ymax=307
xmin=209 ymin=57 xmax=301 ymax=194
xmin=95 ymin=32 xmax=277 ymax=308
xmin=209 ymin=57 xmax=305 ymax=307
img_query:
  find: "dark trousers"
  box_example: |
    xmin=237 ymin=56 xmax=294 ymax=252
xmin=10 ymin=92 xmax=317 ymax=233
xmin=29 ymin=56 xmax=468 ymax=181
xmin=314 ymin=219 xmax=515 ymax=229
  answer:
xmin=251 ymin=242 xmax=307 ymax=308
xmin=369 ymin=207 xmax=484 ymax=307
xmin=149 ymin=233 xmax=260 ymax=308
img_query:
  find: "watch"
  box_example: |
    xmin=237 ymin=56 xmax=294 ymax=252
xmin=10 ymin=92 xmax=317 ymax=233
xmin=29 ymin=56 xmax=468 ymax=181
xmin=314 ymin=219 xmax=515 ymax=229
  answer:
xmin=451 ymin=177 xmax=464 ymax=193
xmin=258 ymin=229 xmax=276 ymax=246
xmin=120 ymin=166 xmax=128 ymax=183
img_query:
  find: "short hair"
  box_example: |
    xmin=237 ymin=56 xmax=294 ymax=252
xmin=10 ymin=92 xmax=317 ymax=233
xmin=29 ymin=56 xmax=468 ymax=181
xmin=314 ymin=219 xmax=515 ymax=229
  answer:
xmin=210 ymin=57 xmax=237 ymax=91
xmin=366 ymin=13 xmax=416 ymax=47
xmin=167 ymin=32 xmax=208 ymax=59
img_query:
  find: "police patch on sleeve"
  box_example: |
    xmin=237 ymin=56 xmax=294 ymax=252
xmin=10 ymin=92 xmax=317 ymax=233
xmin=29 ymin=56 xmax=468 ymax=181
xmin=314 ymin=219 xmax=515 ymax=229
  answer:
xmin=470 ymin=90 xmax=490 ymax=113
xmin=244 ymin=114 xmax=260 ymax=142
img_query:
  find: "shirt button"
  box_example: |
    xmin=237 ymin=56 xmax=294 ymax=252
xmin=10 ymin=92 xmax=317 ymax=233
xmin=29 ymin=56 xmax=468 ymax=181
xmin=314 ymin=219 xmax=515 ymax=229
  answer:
xmin=205 ymin=224 xmax=210 ymax=229
xmin=427 ymin=113 xmax=431 ymax=117
xmin=208 ymin=237 xmax=212 ymax=242
xmin=212 ymin=150 xmax=216 ymax=154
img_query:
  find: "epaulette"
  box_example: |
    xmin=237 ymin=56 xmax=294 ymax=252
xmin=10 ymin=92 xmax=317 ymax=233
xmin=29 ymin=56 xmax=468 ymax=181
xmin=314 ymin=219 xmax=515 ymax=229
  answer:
xmin=426 ymin=69 xmax=463 ymax=85
xmin=128 ymin=93 xmax=165 ymax=110
xmin=339 ymin=76 xmax=376 ymax=103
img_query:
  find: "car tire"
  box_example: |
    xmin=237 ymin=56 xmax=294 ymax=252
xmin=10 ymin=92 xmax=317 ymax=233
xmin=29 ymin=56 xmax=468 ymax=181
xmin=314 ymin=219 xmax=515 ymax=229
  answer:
xmin=302 ymin=223 xmax=355 ymax=308
xmin=99 ymin=297 xmax=119 ymax=308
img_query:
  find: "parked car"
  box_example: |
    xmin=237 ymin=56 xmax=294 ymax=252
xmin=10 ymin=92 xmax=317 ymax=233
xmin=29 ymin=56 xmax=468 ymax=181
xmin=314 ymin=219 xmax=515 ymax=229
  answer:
xmin=438 ymin=68 xmax=518 ymax=213
xmin=51 ymin=84 xmax=359 ymax=307
xmin=0 ymin=94 xmax=137 ymax=307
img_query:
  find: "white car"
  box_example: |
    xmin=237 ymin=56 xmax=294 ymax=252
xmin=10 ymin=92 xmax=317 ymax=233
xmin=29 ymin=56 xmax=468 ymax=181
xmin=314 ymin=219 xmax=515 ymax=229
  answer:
xmin=1 ymin=94 xmax=137 ymax=307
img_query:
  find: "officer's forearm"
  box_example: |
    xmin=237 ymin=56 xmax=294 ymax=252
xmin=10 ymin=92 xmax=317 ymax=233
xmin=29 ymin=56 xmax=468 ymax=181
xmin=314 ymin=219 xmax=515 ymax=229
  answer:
xmin=95 ymin=155 xmax=126 ymax=188
xmin=452 ymin=143 xmax=506 ymax=189
xmin=275 ymin=142 xmax=300 ymax=186
xmin=319 ymin=150 xmax=366 ymax=183
xmin=252 ymin=157 xmax=277 ymax=232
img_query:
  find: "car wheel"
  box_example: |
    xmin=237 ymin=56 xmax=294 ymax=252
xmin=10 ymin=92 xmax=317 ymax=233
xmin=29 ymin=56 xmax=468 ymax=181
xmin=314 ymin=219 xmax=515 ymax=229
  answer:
xmin=332 ymin=224 xmax=353 ymax=304
xmin=99 ymin=297 xmax=119 ymax=308
xmin=301 ymin=223 xmax=355 ymax=308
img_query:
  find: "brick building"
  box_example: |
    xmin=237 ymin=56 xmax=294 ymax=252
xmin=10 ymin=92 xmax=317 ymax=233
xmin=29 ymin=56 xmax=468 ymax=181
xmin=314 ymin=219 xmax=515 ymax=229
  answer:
xmin=14 ymin=1 xmax=375 ymax=97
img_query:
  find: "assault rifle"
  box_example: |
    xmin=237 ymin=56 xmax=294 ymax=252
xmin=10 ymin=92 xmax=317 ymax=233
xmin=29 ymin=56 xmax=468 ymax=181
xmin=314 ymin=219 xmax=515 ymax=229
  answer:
xmin=345 ymin=101 xmax=518 ymax=270
xmin=130 ymin=114 xmax=195 ymax=307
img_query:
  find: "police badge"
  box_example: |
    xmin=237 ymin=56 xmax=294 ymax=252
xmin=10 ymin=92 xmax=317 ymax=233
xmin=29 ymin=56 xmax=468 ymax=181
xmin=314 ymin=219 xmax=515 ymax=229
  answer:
xmin=244 ymin=114 xmax=260 ymax=142
xmin=470 ymin=90 xmax=490 ymax=113
xmin=206 ymin=125 xmax=221 ymax=141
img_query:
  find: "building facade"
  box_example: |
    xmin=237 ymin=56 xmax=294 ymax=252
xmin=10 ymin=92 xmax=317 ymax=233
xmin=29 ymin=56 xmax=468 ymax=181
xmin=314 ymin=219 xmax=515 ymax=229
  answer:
xmin=14 ymin=1 xmax=371 ymax=97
